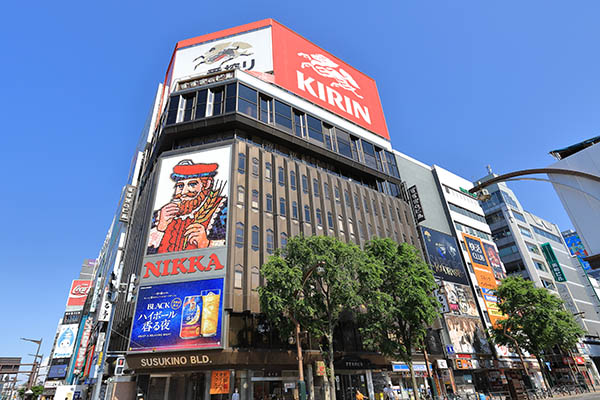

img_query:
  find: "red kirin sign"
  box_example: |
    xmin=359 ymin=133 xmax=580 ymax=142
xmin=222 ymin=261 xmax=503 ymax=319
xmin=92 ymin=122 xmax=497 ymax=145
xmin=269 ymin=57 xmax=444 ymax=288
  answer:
xmin=67 ymin=280 xmax=92 ymax=307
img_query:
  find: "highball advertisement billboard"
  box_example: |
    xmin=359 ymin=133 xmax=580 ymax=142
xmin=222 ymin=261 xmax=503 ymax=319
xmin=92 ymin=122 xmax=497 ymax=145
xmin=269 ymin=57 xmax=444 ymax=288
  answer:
xmin=129 ymin=145 xmax=231 ymax=352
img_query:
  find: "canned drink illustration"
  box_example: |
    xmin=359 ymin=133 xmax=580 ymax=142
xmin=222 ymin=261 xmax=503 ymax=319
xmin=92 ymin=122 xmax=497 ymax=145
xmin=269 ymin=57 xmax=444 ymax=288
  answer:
xmin=200 ymin=289 xmax=221 ymax=337
xmin=180 ymin=295 xmax=202 ymax=339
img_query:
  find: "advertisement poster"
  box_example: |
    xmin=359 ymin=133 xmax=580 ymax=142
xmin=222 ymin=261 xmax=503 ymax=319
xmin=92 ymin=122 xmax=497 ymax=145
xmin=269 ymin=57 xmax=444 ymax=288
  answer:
xmin=74 ymin=317 xmax=93 ymax=372
xmin=421 ymin=227 xmax=469 ymax=285
xmin=445 ymin=315 xmax=491 ymax=354
xmin=47 ymin=364 xmax=68 ymax=379
xmin=146 ymin=146 xmax=230 ymax=256
xmin=462 ymin=233 xmax=497 ymax=289
xmin=442 ymin=281 xmax=478 ymax=317
xmin=210 ymin=371 xmax=231 ymax=394
xmin=66 ymin=280 xmax=92 ymax=308
xmin=482 ymin=242 xmax=506 ymax=281
xmin=53 ymin=324 xmax=79 ymax=358
xmin=480 ymin=288 xmax=505 ymax=327
xmin=564 ymin=233 xmax=591 ymax=271
xmin=129 ymin=278 xmax=224 ymax=352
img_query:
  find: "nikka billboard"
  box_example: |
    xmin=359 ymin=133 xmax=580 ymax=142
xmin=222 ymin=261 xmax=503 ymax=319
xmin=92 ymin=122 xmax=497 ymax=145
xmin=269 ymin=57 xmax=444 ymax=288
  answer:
xmin=129 ymin=145 xmax=231 ymax=352
xmin=168 ymin=19 xmax=389 ymax=140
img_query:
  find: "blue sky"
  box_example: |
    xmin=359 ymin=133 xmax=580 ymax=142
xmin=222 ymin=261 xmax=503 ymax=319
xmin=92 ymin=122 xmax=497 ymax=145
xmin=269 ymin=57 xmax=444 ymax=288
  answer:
xmin=1 ymin=0 xmax=598 ymax=371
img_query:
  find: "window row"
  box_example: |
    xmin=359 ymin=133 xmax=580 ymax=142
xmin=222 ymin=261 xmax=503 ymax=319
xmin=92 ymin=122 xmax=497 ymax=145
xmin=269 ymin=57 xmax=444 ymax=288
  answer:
xmin=168 ymin=82 xmax=400 ymax=178
xmin=448 ymin=202 xmax=487 ymax=224
xmin=234 ymin=223 xmax=288 ymax=255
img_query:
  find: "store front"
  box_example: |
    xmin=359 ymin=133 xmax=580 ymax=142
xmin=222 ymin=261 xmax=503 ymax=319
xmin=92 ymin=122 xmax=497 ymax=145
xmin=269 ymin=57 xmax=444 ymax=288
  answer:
xmin=389 ymin=362 xmax=432 ymax=399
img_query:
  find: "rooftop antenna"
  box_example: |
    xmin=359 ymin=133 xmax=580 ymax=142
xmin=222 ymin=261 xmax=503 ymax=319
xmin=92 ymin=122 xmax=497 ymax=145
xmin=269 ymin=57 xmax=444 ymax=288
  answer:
xmin=486 ymin=165 xmax=493 ymax=174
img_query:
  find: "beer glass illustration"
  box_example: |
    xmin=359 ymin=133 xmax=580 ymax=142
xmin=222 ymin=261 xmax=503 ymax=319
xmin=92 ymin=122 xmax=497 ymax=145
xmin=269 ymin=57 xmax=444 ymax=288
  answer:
xmin=200 ymin=289 xmax=221 ymax=337
xmin=180 ymin=295 xmax=203 ymax=339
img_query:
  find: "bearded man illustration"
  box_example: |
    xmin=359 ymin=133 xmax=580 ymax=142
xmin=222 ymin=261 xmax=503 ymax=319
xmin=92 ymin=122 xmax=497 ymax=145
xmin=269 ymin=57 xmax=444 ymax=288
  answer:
xmin=147 ymin=159 xmax=227 ymax=254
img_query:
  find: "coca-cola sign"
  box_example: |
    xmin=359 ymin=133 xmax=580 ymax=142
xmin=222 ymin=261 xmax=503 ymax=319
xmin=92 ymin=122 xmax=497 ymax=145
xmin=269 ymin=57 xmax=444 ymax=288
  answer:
xmin=67 ymin=280 xmax=92 ymax=307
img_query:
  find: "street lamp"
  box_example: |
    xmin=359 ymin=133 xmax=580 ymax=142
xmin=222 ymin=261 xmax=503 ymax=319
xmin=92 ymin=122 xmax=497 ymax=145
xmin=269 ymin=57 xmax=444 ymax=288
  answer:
xmin=20 ymin=338 xmax=42 ymax=390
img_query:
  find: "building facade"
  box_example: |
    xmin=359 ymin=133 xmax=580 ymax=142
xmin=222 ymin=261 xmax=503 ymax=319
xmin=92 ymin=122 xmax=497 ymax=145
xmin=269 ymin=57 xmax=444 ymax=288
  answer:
xmin=78 ymin=19 xmax=433 ymax=400
xmin=475 ymin=173 xmax=600 ymax=386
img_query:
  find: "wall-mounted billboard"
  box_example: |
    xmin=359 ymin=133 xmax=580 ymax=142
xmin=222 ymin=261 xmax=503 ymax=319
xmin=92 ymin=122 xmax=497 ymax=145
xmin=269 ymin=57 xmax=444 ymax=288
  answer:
xmin=52 ymin=324 xmax=79 ymax=359
xmin=66 ymin=280 xmax=92 ymax=309
xmin=462 ymin=233 xmax=497 ymax=289
xmin=129 ymin=278 xmax=224 ymax=352
xmin=482 ymin=242 xmax=506 ymax=281
xmin=47 ymin=364 xmax=68 ymax=379
xmin=445 ymin=315 xmax=491 ymax=354
xmin=421 ymin=227 xmax=469 ymax=285
xmin=169 ymin=20 xmax=390 ymax=140
xmin=442 ymin=281 xmax=478 ymax=317
xmin=480 ymin=288 xmax=505 ymax=327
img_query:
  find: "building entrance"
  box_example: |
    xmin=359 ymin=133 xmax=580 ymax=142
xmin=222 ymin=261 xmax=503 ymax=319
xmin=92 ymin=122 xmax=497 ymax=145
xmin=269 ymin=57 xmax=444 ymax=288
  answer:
xmin=335 ymin=373 xmax=367 ymax=400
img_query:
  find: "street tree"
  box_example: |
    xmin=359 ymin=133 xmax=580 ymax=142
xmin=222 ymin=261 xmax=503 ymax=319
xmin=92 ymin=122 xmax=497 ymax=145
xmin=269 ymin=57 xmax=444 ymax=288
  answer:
xmin=259 ymin=235 xmax=371 ymax=400
xmin=491 ymin=276 xmax=585 ymax=389
xmin=360 ymin=238 xmax=440 ymax=400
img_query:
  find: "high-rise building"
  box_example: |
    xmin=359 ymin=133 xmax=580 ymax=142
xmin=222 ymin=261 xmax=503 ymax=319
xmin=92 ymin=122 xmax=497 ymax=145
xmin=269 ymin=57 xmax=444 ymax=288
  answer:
xmin=548 ymin=137 xmax=600 ymax=269
xmin=79 ymin=20 xmax=427 ymax=400
xmin=475 ymin=172 xmax=600 ymax=385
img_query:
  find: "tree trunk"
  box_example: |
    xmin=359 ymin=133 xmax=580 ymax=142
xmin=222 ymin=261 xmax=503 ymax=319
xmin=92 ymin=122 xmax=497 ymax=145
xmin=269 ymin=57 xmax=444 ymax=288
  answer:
xmin=327 ymin=330 xmax=337 ymax=400
xmin=408 ymin=361 xmax=420 ymax=400
xmin=535 ymin=354 xmax=551 ymax=392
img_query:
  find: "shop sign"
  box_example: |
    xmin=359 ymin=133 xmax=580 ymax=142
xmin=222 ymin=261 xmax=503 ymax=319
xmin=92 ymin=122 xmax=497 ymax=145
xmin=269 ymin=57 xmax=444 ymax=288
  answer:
xmin=455 ymin=359 xmax=472 ymax=370
xmin=119 ymin=185 xmax=136 ymax=223
xmin=315 ymin=361 xmax=326 ymax=376
xmin=445 ymin=345 xmax=455 ymax=355
xmin=134 ymin=354 xmax=211 ymax=368
xmin=391 ymin=362 xmax=431 ymax=373
xmin=408 ymin=185 xmax=425 ymax=223
xmin=574 ymin=356 xmax=585 ymax=365
xmin=334 ymin=356 xmax=372 ymax=369
xmin=210 ymin=370 xmax=231 ymax=394
xmin=436 ymin=360 xmax=448 ymax=369
xmin=541 ymin=243 xmax=566 ymax=282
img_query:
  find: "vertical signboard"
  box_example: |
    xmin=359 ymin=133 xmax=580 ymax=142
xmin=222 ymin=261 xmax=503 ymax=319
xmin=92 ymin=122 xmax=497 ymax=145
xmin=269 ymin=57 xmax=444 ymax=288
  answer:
xmin=53 ymin=324 xmax=79 ymax=359
xmin=421 ymin=227 xmax=469 ymax=285
xmin=540 ymin=243 xmax=566 ymax=282
xmin=73 ymin=318 xmax=93 ymax=373
xmin=408 ymin=185 xmax=425 ymax=223
xmin=462 ymin=233 xmax=497 ymax=289
xmin=129 ymin=145 xmax=231 ymax=353
xmin=480 ymin=288 xmax=504 ymax=327
xmin=482 ymin=242 xmax=506 ymax=281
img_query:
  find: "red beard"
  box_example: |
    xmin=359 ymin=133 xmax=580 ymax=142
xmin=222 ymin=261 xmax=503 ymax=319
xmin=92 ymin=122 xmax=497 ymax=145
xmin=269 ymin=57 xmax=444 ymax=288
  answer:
xmin=176 ymin=191 xmax=208 ymax=215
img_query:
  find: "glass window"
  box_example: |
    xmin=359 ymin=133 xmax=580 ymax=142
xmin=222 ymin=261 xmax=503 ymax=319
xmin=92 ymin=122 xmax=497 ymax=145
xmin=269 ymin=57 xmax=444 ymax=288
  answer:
xmin=324 ymin=183 xmax=330 ymax=199
xmin=251 ymin=190 xmax=259 ymax=210
xmin=251 ymin=226 xmax=259 ymax=251
xmin=195 ymin=89 xmax=208 ymax=119
xmin=344 ymin=190 xmax=350 ymax=206
xmin=498 ymin=244 xmax=519 ymax=257
xmin=327 ymin=212 xmax=334 ymax=229
xmin=251 ymin=267 xmax=260 ymax=291
xmin=323 ymin=123 xmax=333 ymax=150
xmin=364 ymin=198 xmax=370 ymax=214
xmin=381 ymin=204 xmax=387 ymax=218
xmin=292 ymin=201 xmax=298 ymax=219
xmin=526 ymin=242 xmax=540 ymax=255
xmin=238 ymin=153 xmax=246 ymax=174
xmin=304 ymin=205 xmax=311 ymax=223
xmin=225 ymin=83 xmax=237 ymax=113
xmin=359 ymin=221 xmax=365 ymax=238
xmin=280 ymin=232 xmax=288 ymax=248
xmin=373 ymin=200 xmax=378 ymax=216
xmin=385 ymin=151 xmax=399 ymax=178
xmin=512 ymin=211 xmax=526 ymax=223
xmin=336 ymin=129 xmax=353 ymax=159
xmin=235 ymin=222 xmax=244 ymax=248
xmin=266 ymin=229 xmax=274 ymax=254
xmin=238 ymin=84 xmax=257 ymax=118
xmin=316 ymin=208 xmax=322 ymax=226
xmin=237 ymin=185 xmax=245 ymax=204
xmin=211 ymin=86 xmax=224 ymax=116
xmin=534 ymin=261 xmax=547 ymax=272
xmin=361 ymin=140 xmax=378 ymax=169
xmin=279 ymin=198 xmax=286 ymax=216
xmin=307 ymin=115 xmax=323 ymax=143
xmin=349 ymin=218 xmax=354 ymax=235
xmin=265 ymin=162 xmax=272 ymax=182
xmin=389 ymin=205 xmax=395 ymax=221
xmin=166 ymin=95 xmax=179 ymax=125
xmin=182 ymin=92 xmax=195 ymax=122
xmin=448 ymin=203 xmax=486 ymax=224
xmin=259 ymin=94 xmax=273 ymax=123
xmin=294 ymin=110 xmax=305 ymax=138
xmin=334 ymin=186 xmax=341 ymax=203
xmin=252 ymin=157 xmax=259 ymax=177
xmin=313 ymin=179 xmax=320 ymax=197
xmin=302 ymin=175 xmax=308 ymax=193
xmin=278 ymin=167 xmax=285 ymax=186
xmin=532 ymin=226 xmax=562 ymax=243
xmin=519 ymin=226 xmax=533 ymax=238
xmin=274 ymin=100 xmax=292 ymax=130
xmin=338 ymin=215 xmax=344 ymax=232
xmin=290 ymin=171 xmax=297 ymax=190
xmin=541 ymin=280 xmax=556 ymax=290
xmin=354 ymin=194 xmax=360 ymax=210
xmin=265 ymin=194 xmax=273 ymax=212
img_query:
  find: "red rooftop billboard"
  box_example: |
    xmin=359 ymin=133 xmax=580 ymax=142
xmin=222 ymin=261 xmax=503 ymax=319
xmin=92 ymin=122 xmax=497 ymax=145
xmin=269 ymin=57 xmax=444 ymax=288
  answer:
xmin=166 ymin=19 xmax=389 ymax=140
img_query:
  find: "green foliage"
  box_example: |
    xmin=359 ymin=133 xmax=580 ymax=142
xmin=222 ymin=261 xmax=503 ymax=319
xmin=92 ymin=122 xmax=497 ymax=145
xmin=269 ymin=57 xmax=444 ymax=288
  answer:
xmin=491 ymin=276 xmax=585 ymax=357
xmin=360 ymin=238 xmax=440 ymax=362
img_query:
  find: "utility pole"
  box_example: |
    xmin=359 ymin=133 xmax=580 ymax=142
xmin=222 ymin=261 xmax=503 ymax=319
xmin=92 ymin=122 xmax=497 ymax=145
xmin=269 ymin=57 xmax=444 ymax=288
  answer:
xmin=20 ymin=338 xmax=42 ymax=390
